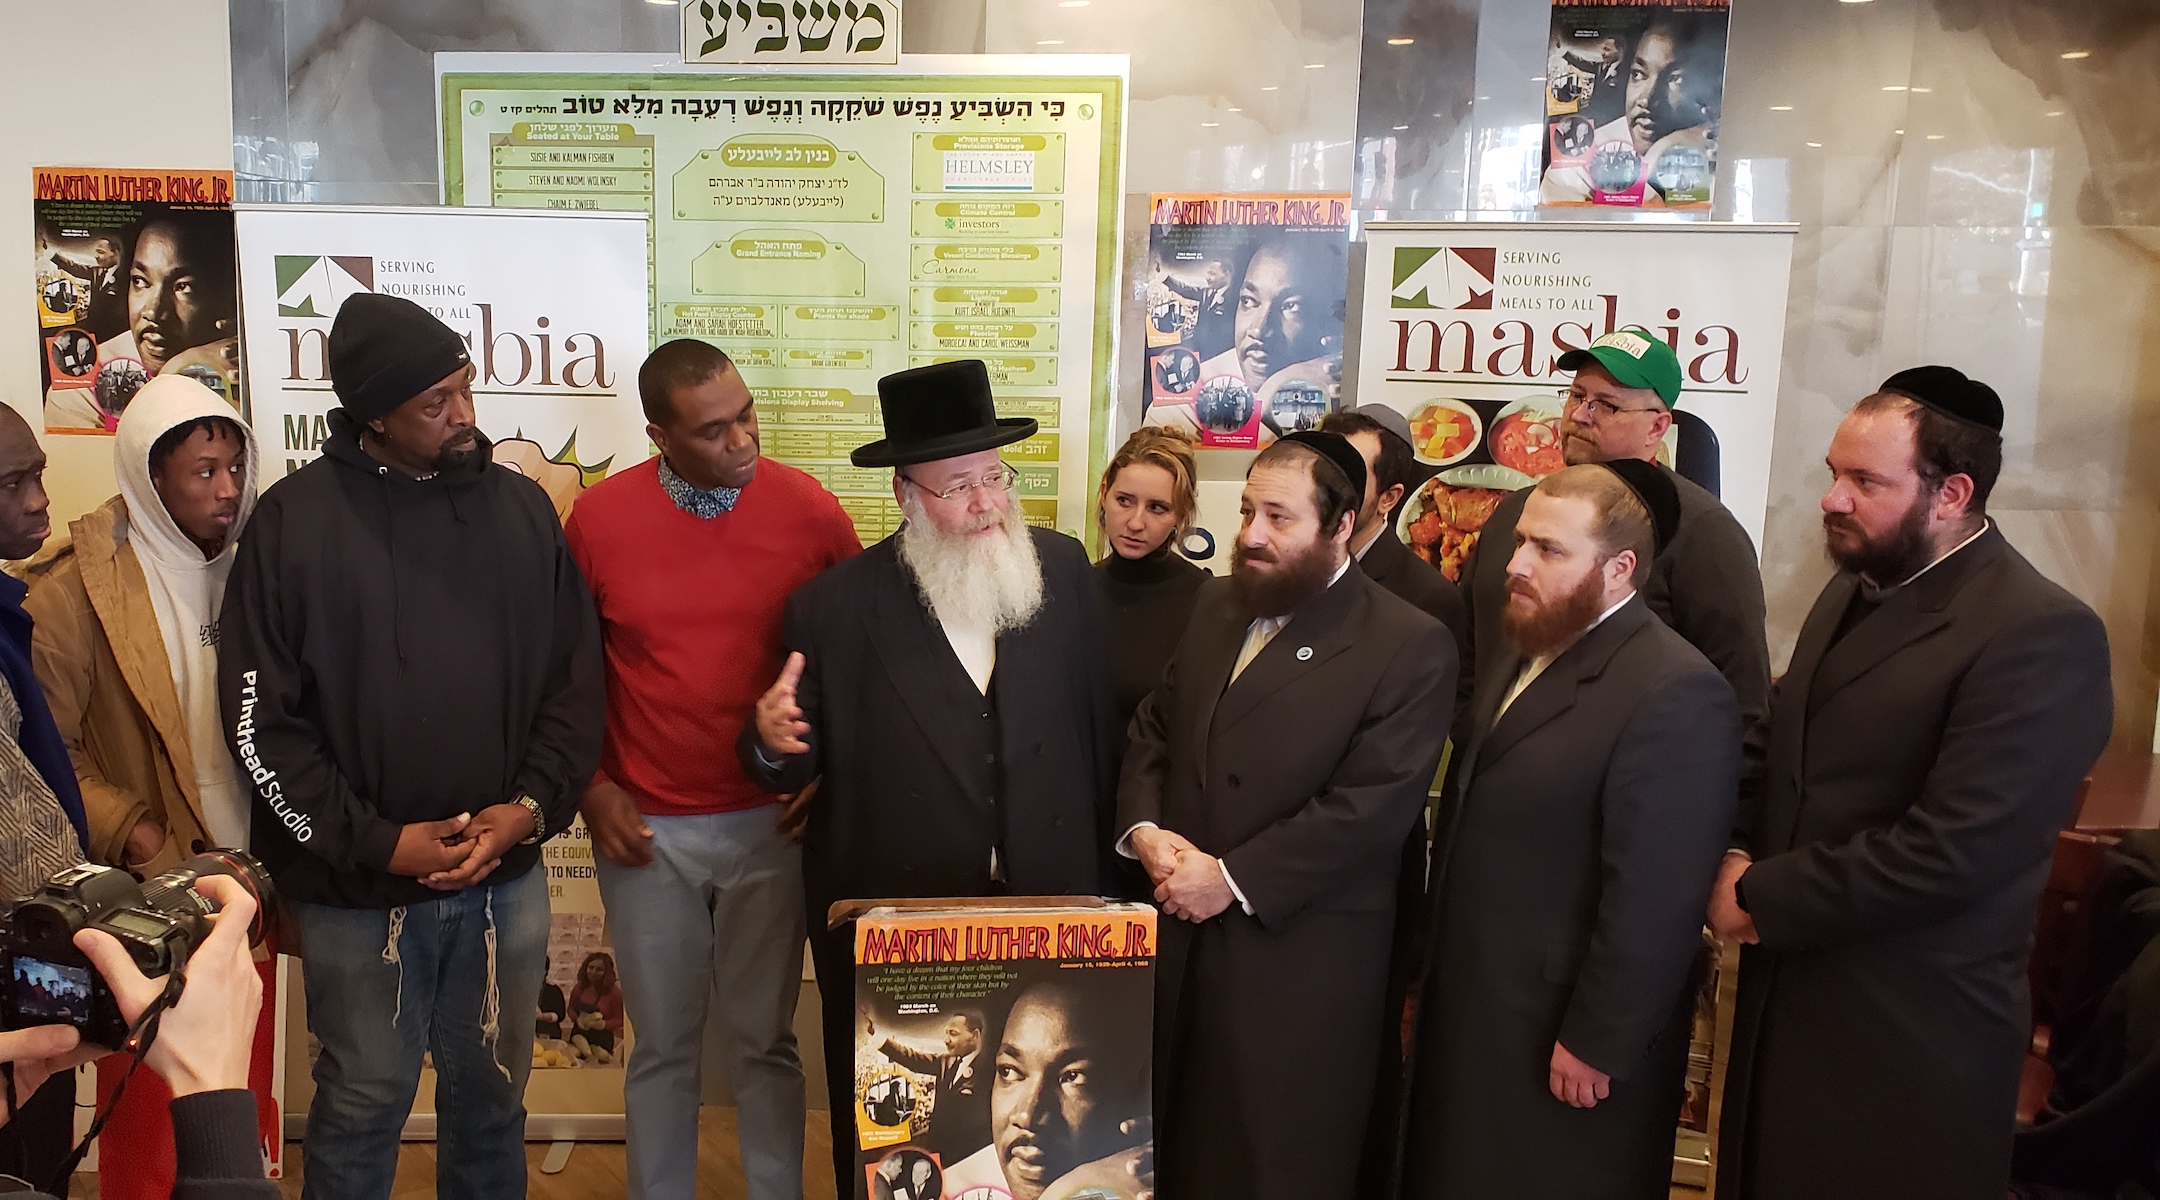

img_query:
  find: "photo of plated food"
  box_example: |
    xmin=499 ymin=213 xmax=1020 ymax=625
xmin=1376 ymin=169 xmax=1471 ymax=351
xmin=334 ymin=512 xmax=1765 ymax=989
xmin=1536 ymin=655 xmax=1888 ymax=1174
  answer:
xmin=1406 ymin=399 xmax=1482 ymax=466
xmin=1396 ymin=465 xmax=1530 ymax=581
xmin=1488 ymin=397 xmax=1570 ymax=477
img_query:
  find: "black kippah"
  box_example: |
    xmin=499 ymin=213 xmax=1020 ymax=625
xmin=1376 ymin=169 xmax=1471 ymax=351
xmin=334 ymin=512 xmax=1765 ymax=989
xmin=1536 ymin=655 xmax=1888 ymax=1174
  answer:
xmin=1599 ymin=458 xmax=1681 ymax=555
xmin=1277 ymin=430 xmax=1367 ymax=505
xmin=1878 ymin=365 xmax=2004 ymax=433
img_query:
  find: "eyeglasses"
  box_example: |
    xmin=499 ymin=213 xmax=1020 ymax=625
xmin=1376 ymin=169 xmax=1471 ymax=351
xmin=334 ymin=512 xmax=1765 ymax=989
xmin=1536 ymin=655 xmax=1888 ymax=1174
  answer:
xmin=905 ymin=463 xmax=1019 ymax=502
xmin=1559 ymin=388 xmax=1664 ymax=422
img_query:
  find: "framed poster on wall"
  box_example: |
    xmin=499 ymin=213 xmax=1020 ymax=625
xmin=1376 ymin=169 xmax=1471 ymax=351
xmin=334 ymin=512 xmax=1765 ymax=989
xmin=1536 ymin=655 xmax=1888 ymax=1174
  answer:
xmin=436 ymin=52 xmax=1128 ymax=546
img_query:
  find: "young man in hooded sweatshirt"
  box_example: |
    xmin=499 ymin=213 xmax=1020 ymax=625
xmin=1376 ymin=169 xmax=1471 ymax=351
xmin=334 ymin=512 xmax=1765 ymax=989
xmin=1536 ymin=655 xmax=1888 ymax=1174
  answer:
xmin=217 ymin=293 xmax=603 ymax=1200
xmin=22 ymin=374 xmax=275 ymax=1198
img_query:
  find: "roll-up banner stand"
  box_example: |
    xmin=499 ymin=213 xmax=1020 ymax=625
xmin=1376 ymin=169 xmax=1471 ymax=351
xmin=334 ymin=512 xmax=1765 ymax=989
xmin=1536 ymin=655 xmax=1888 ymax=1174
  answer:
xmin=1291 ymin=220 xmax=1794 ymax=583
xmin=233 ymin=203 xmax=651 ymax=1141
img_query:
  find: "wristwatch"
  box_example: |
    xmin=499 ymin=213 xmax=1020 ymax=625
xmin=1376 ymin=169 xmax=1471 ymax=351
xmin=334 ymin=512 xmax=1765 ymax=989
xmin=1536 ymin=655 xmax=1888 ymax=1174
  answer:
xmin=511 ymin=793 xmax=545 ymax=844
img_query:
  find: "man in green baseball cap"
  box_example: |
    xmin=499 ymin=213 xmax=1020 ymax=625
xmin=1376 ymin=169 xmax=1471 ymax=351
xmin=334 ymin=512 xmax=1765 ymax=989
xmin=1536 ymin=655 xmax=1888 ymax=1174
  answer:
xmin=1450 ymin=325 xmax=1770 ymax=790
xmin=1553 ymin=329 xmax=1684 ymax=466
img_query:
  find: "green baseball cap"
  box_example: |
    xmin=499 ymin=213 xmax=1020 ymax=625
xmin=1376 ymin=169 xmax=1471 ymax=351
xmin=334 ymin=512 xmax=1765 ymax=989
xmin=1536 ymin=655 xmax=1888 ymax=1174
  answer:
xmin=1556 ymin=330 xmax=1683 ymax=408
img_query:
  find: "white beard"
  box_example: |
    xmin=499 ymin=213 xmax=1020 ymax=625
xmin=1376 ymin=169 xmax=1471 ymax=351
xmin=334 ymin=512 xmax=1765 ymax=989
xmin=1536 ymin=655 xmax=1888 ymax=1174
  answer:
xmin=898 ymin=488 xmax=1046 ymax=634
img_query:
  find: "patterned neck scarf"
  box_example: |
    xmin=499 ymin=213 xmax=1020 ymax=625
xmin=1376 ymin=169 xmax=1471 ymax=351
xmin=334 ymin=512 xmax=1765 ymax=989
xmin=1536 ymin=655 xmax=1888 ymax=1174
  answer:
xmin=658 ymin=455 xmax=740 ymax=519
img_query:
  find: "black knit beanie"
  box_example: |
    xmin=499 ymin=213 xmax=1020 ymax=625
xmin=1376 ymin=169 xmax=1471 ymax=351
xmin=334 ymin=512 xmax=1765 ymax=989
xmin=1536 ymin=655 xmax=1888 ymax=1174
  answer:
xmin=327 ymin=293 xmax=471 ymax=424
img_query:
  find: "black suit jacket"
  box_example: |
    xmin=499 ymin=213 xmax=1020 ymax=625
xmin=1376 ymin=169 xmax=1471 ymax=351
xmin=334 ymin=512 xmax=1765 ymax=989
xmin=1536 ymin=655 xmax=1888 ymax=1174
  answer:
xmin=1406 ymin=598 xmax=1740 ymax=1200
xmin=1118 ymin=567 xmax=1455 ymax=1199
xmin=738 ymin=529 xmax=1118 ymax=913
xmin=1718 ymin=526 xmax=2113 ymax=1200
xmin=1358 ymin=525 xmax=1468 ymax=653
xmin=1458 ymin=466 xmax=1769 ymax=764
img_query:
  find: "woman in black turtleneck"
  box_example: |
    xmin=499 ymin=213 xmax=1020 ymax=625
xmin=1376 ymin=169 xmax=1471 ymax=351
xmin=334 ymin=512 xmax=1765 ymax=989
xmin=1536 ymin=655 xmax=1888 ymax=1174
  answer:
xmin=1094 ymin=426 xmax=1207 ymax=745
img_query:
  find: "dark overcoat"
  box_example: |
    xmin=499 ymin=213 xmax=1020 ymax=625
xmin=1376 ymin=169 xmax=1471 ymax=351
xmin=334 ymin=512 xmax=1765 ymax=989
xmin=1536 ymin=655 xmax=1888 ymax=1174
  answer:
xmin=1118 ymin=568 xmax=1455 ymax=1200
xmin=1405 ymin=597 xmax=1741 ymax=1200
xmin=738 ymin=527 xmax=1118 ymax=1194
xmin=1718 ymin=526 xmax=2113 ymax=1200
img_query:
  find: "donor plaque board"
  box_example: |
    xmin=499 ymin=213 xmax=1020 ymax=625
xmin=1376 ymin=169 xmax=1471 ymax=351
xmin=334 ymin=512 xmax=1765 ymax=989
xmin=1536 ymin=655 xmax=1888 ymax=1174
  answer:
xmin=439 ymin=53 xmax=1128 ymax=544
xmin=852 ymin=901 xmax=1155 ymax=1200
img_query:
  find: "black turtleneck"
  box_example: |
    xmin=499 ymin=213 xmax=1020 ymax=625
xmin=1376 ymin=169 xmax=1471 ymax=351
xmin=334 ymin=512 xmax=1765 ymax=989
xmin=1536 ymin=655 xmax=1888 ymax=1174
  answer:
xmin=1094 ymin=545 xmax=1209 ymax=744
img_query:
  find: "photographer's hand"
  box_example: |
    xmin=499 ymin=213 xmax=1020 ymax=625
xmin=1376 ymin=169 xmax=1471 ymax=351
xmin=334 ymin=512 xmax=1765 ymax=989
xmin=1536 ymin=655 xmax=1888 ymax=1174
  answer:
xmin=74 ymin=875 xmax=261 ymax=1097
xmin=0 ymin=1025 xmax=94 ymax=1121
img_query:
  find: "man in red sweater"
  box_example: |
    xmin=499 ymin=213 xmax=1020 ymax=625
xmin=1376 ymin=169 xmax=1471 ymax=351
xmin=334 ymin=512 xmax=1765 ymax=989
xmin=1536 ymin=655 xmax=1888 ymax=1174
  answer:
xmin=565 ymin=339 xmax=860 ymax=1200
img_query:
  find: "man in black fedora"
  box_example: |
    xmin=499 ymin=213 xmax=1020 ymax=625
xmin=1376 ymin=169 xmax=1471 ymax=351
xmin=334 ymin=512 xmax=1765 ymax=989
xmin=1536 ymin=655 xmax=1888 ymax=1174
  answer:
xmin=739 ymin=359 xmax=1119 ymax=1196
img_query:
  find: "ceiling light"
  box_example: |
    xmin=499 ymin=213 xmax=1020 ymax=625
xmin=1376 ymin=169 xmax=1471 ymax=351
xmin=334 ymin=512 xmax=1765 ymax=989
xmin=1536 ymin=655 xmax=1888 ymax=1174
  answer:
xmin=1250 ymin=167 xmax=1264 ymax=179
xmin=1894 ymin=128 xmax=1904 ymax=134
xmin=1838 ymin=0 xmax=1873 ymax=5
xmin=1058 ymin=1 xmax=1090 ymax=6
xmin=1806 ymin=141 xmax=1823 ymax=147
xmin=1261 ymin=85 xmax=1279 ymax=91
xmin=2045 ymin=109 xmax=2064 ymax=116
xmin=1910 ymin=86 xmax=1932 ymax=93
xmin=1227 ymin=106 xmax=1241 ymax=112
xmin=1926 ymin=133 xmax=1945 ymax=139
xmin=1883 ymin=84 xmax=1907 ymax=91
xmin=2061 ymin=50 xmax=2090 ymax=59
xmin=1393 ymin=124 xmax=1410 ymax=130
xmin=1201 ymin=121 xmax=1219 ymax=127
xmin=1037 ymin=39 xmax=1064 ymax=45
xmin=1769 ymin=104 xmax=1793 ymax=111
xmin=1387 ymin=37 xmax=1415 ymax=46
xmin=1305 ymin=62 xmax=1325 ymax=69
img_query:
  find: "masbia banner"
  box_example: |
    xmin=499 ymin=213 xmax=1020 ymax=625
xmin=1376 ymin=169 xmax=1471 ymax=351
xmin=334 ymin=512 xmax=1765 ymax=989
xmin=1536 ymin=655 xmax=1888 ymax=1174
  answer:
xmin=1353 ymin=221 xmax=1793 ymax=578
xmin=234 ymin=203 xmax=648 ymax=1137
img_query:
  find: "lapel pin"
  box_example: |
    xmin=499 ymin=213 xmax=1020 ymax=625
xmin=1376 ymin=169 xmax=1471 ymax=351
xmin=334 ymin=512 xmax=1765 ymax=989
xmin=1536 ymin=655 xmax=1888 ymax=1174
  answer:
xmin=1296 ymin=646 xmax=1313 ymax=661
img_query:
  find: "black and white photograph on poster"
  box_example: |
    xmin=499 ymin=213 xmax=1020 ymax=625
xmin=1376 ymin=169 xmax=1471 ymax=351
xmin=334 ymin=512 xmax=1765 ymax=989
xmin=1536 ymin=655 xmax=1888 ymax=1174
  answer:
xmin=32 ymin=167 xmax=238 ymax=432
xmin=1142 ymin=194 xmax=1350 ymax=449
xmin=1539 ymin=2 xmax=1730 ymax=209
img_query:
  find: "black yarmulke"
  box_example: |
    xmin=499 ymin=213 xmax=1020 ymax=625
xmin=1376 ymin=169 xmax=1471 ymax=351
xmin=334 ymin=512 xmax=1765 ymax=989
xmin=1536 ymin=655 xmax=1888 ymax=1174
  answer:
xmin=1879 ymin=365 xmax=2004 ymax=432
xmin=1600 ymin=458 xmax=1681 ymax=555
xmin=1277 ymin=430 xmax=1367 ymax=506
xmin=328 ymin=293 xmax=471 ymax=425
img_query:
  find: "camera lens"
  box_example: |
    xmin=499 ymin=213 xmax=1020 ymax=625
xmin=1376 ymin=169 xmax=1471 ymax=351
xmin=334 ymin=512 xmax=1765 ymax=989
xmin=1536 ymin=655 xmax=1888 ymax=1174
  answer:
xmin=139 ymin=850 xmax=276 ymax=947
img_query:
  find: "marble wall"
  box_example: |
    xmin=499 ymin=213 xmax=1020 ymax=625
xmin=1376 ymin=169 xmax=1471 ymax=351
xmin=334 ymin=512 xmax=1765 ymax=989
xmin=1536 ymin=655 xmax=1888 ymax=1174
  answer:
xmin=230 ymin=0 xmax=2160 ymax=740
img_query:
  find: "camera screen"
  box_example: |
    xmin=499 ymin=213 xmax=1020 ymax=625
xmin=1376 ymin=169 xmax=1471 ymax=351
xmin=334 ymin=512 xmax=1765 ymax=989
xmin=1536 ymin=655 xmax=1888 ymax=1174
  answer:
xmin=11 ymin=956 xmax=95 ymax=1027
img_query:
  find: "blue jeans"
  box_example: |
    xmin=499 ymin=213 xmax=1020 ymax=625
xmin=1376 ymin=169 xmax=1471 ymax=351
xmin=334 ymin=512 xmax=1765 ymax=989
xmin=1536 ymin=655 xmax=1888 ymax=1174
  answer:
xmin=295 ymin=866 xmax=551 ymax=1200
xmin=597 ymin=807 xmax=806 ymax=1200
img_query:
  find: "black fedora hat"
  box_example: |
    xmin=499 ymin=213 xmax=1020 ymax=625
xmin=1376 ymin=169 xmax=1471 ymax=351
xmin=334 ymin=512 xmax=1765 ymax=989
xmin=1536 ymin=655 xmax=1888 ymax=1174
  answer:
xmin=852 ymin=360 xmax=1037 ymax=468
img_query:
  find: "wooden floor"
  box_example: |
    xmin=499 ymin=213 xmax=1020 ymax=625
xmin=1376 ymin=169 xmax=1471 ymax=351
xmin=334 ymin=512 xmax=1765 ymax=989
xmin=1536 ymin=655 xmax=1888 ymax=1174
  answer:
xmin=74 ymin=1113 xmax=1705 ymax=1198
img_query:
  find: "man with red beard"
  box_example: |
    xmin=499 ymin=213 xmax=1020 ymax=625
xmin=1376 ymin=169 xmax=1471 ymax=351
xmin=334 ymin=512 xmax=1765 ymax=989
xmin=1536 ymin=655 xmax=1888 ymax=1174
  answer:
xmin=739 ymin=360 xmax=1118 ymax=1194
xmin=1117 ymin=430 xmax=1456 ymax=1200
xmin=1711 ymin=369 xmax=2112 ymax=1200
xmin=1403 ymin=460 xmax=1740 ymax=1200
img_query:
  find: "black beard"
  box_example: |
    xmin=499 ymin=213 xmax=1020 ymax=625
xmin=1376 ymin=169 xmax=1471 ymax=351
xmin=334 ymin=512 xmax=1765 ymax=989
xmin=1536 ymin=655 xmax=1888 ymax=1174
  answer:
xmin=1230 ymin=537 xmax=1338 ymax=619
xmin=432 ymin=437 xmax=479 ymax=473
xmin=1501 ymin=562 xmax=1609 ymax=659
xmin=1824 ymin=492 xmax=1932 ymax=583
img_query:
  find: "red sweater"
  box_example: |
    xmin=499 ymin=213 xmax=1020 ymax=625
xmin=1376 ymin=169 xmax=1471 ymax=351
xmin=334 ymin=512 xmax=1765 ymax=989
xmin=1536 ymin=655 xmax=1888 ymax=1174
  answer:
xmin=565 ymin=456 xmax=860 ymax=815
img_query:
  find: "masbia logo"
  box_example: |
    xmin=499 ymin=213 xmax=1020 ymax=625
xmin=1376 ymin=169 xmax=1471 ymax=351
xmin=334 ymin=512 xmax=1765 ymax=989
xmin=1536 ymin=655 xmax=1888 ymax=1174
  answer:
xmin=277 ymin=303 xmax=615 ymax=392
xmin=1388 ymin=298 xmax=1748 ymax=386
xmin=1391 ymin=246 xmax=1496 ymax=310
xmin=275 ymin=255 xmax=375 ymax=317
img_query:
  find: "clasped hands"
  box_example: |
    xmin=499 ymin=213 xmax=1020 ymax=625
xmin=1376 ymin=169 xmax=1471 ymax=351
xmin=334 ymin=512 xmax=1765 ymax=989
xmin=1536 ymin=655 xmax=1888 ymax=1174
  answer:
xmin=1707 ymin=849 xmax=1759 ymax=944
xmin=1128 ymin=826 xmax=1234 ymax=923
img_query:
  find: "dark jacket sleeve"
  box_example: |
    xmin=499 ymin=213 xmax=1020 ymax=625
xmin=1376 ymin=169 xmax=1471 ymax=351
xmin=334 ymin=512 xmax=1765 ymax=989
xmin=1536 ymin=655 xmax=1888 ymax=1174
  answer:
xmin=1742 ymin=605 xmax=2113 ymax=950
xmin=169 ymin=1089 xmax=280 ymax=1200
xmin=1113 ymin=643 xmax=1176 ymax=841
xmin=219 ymin=497 xmax=404 ymax=873
xmin=1666 ymin=508 xmax=1771 ymax=777
xmin=1059 ymin=540 xmax=1123 ymax=886
xmin=513 ymin=518 xmax=605 ymax=837
xmin=1557 ymin=665 xmax=1741 ymax=1079
xmin=737 ymin=589 xmax=822 ymax=796
xmin=1221 ymin=620 xmax=1457 ymax=930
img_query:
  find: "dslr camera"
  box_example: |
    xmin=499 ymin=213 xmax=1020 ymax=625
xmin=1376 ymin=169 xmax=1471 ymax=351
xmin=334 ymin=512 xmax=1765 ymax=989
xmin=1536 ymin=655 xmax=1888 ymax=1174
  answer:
xmin=0 ymin=850 xmax=274 ymax=1048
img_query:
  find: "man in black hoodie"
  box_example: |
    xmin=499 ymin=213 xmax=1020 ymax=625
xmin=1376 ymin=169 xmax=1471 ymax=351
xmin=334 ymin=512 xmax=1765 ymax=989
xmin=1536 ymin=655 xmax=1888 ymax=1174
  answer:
xmin=218 ymin=293 xmax=602 ymax=1200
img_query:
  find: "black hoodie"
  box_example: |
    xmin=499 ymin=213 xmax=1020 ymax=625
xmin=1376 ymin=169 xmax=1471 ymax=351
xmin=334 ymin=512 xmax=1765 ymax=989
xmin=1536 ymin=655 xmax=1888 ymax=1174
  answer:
xmin=218 ymin=409 xmax=602 ymax=908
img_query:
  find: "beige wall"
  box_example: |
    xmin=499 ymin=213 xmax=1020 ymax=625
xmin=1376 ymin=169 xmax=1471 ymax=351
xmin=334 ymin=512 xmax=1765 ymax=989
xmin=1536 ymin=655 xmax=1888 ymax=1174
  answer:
xmin=1 ymin=0 xmax=235 ymax=535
